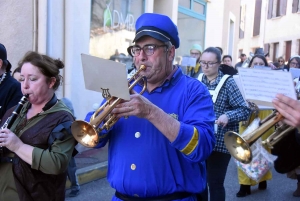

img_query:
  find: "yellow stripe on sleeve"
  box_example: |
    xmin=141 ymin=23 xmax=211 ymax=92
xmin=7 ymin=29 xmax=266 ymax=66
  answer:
xmin=180 ymin=127 xmax=199 ymax=155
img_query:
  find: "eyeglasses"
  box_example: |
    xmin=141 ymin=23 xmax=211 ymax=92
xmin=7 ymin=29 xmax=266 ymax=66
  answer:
xmin=200 ymin=61 xmax=219 ymax=67
xmin=290 ymin=62 xmax=299 ymax=67
xmin=190 ymin=52 xmax=200 ymax=56
xmin=131 ymin=44 xmax=167 ymax=56
xmin=278 ymin=60 xmax=284 ymax=63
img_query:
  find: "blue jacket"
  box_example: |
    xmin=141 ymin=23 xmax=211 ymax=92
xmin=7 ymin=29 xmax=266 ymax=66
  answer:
xmin=85 ymin=67 xmax=215 ymax=200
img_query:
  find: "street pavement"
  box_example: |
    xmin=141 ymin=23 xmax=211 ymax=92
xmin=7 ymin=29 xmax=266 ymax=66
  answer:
xmin=65 ymin=157 xmax=300 ymax=201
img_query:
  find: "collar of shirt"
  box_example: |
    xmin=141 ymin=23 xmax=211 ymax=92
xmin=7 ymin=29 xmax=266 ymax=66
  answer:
xmin=202 ymin=70 xmax=224 ymax=88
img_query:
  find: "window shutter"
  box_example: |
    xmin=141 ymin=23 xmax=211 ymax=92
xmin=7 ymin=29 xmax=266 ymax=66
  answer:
xmin=253 ymin=0 xmax=262 ymax=36
xmin=292 ymin=0 xmax=299 ymax=13
xmin=268 ymin=0 xmax=273 ymax=19
xmin=280 ymin=0 xmax=287 ymax=15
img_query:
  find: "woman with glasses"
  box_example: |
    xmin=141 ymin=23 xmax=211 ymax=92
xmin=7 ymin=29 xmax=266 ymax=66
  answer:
xmin=197 ymin=47 xmax=251 ymax=201
xmin=236 ymin=54 xmax=275 ymax=197
xmin=277 ymin=56 xmax=285 ymax=69
xmin=284 ymin=55 xmax=300 ymax=71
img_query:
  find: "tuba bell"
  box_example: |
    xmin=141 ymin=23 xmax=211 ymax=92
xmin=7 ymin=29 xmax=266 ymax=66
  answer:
xmin=71 ymin=65 xmax=147 ymax=148
xmin=224 ymin=110 xmax=294 ymax=164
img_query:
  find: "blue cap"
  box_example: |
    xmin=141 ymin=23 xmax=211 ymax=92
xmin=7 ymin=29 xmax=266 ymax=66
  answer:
xmin=133 ymin=13 xmax=180 ymax=49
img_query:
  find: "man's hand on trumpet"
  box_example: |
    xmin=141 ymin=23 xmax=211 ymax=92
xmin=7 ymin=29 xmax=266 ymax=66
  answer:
xmin=112 ymin=93 xmax=155 ymax=119
xmin=273 ymin=93 xmax=300 ymax=128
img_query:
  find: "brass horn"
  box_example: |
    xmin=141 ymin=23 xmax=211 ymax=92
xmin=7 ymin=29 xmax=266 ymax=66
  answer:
xmin=224 ymin=110 xmax=294 ymax=164
xmin=71 ymin=65 xmax=147 ymax=147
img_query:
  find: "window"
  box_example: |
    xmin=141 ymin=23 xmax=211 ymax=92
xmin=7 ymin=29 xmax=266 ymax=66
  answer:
xmin=239 ymin=5 xmax=246 ymax=39
xmin=177 ymin=0 xmax=206 ymax=59
xmin=267 ymin=0 xmax=287 ymax=19
xmin=292 ymin=0 xmax=300 ymax=13
xmin=194 ymin=1 xmax=205 ymax=15
xmin=273 ymin=42 xmax=279 ymax=61
xmin=253 ymin=0 xmax=262 ymax=36
xmin=285 ymin=41 xmax=292 ymax=61
xmin=89 ymin=0 xmax=145 ymax=70
xmin=179 ymin=0 xmax=205 ymax=14
xmin=264 ymin=43 xmax=270 ymax=55
xmin=179 ymin=0 xmax=191 ymax=9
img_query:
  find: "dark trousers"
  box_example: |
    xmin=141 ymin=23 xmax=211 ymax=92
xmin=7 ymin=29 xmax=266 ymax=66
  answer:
xmin=199 ymin=151 xmax=231 ymax=201
xmin=67 ymin=157 xmax=80 ymax=191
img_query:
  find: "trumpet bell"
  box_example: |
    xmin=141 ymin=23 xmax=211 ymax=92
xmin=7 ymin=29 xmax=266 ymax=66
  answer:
xmin=71 ymin=120 xmax=99 ymax=148
xmin=224 ymin=131 xmax=252 ymax=164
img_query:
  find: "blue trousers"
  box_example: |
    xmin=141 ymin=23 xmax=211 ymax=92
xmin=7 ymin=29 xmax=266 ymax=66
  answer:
xmin=67 ymin=157 xmax=80 ymax=191
xmin=201 ymin=151 xmax=231 ymax=201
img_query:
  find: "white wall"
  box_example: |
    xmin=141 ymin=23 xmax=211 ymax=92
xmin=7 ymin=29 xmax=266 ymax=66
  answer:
xmin=205 ymin=1 xmax=225 ymax=48
xmin=0 ymin=0 xmax=33 ymax=70
xmin=64 ymin=0 xmax=98 ymax=119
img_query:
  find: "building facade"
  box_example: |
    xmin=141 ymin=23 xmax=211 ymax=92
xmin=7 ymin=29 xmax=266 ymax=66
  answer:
xmin=237 ymin=0 xmax=300 ymax=63
xmin=0 ymin=0 xmax=240 ymax=119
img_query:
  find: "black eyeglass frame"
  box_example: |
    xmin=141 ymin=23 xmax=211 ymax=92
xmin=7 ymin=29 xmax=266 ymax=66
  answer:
xmin=199 ymin=61 xmax=220 ymax=67
xmin=131 ymin=44 xmax=167 ymax=57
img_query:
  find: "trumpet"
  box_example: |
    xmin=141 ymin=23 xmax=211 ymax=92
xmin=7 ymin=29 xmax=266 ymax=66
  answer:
xmin=224 ymin=110 xmax=294 ymax=164
xmin=71 ymin=65 xmax=147 ymax=147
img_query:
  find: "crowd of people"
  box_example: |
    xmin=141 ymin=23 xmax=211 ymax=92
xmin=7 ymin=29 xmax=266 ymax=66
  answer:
xmin=1 ymin=11 xmax=300 ymax=201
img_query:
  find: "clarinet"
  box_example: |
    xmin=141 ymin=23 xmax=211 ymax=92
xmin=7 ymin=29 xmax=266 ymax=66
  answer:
xmin=0 ymin=94 xmax=29 ymax=156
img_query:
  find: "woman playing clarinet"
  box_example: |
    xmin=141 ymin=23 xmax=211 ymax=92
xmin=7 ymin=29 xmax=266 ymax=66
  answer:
xmin=0 ymin=51 xmax=76 ymax=201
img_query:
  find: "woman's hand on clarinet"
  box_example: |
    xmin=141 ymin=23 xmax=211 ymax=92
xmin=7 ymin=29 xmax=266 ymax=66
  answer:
xmin=273 ymin=94 xmax=300 ymax=128
xmin=0 ymin=128 xmax=24 ymax=152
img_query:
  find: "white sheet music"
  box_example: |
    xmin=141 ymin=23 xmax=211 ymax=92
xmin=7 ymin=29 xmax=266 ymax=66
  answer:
xmin=181 ymin=56 xmax=197 ymax=67
xmin=289 ymin=68 xmax=300 ymax=79
xmin=81 ymin=54 xmax=130 ymax=100
xmin=233 ymin=75 xmax=273 ymax=109
xmin=253 ymin=65 xmax=271 ymax=70
xmin=237 ymin=68 xmax=296 ymax=107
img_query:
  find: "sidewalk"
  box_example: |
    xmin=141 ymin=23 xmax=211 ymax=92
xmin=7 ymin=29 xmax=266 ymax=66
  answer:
xmin=66 ymin=144 xmax=109 ymax=188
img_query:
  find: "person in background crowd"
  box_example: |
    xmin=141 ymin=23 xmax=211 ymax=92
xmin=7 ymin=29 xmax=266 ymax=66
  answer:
xmin=234 ymin=53 xmax=247 ymax=69
xmin=86 ymin=13 xmax=216 ymax=201
xmin=197 ymin=47 xmax=251 ymax=201
xmin=188 ymin=44 xmax=203 ymax=78
xmin=284 ymin=55 xmax=300 ymax=71
xmin=252 ymin=48 xmax=278 ymax=70
xmin=109 ymin=49 xmax=120 ymax=61
xmin=277 ymin=56 xmax=285 ymax=69
xmin=12 ymin=66 xmax=22 ymax=82
xmin=236 ymin=54 xmax=274 ymax=197
xmin=222 ymin=55 xmax=233 ymax=67
xmin=61 ymin=97 xmax=81 ymax=198
xmin=0 ymin=43 xmax=23 ymax=121
xmin=248 ymin=54 xmax=268 ymax=68
xmin=0 ymin=51 xmax=76 ymax=201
